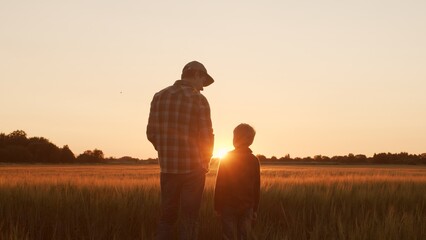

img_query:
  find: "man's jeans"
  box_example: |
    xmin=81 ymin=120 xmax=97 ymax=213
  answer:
xmin=221 ymin=207 xmax=255 ymax=240
xmin=157 ymin=170 xmax=206 ymax=240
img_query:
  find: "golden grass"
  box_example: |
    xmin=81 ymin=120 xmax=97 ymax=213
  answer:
xmin=0 ymin=164 xmax=425 ymax=239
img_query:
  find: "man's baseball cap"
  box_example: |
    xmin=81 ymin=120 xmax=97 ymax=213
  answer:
xmin=182 ymin=61 xmax=214 ymax=87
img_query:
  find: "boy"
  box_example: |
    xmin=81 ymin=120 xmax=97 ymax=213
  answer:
xmin=214 ymin=123 xmax=261 ymax=240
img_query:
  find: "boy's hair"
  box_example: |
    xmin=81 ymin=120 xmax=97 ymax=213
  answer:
xmin=233 ymin=123 xmax=256 ymax=148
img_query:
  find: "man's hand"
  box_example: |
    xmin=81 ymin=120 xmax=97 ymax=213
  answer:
xmin=201 ymin=161 xmax=210 ymax=173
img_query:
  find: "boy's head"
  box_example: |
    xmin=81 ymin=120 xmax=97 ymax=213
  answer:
xmin=233 ymin=123 xmax=256 ymax=148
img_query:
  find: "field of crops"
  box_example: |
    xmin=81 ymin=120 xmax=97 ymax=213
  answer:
xmin=0 ymin=164 xmax=425 ymax=240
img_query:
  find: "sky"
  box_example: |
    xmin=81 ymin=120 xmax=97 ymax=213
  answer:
xmin=1 ymin=0 xmax=425 ymax=159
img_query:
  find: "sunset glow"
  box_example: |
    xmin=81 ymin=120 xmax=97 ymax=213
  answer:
xmin=213 ymin=148 xmax=231 ymax=159
xmin=1 ymin=1 xmax=426 ymax=159
xmin=2 ymin=2 xmax=426 ymax=240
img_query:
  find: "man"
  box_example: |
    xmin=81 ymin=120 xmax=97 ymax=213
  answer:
xmin=147 ymin=61 xmax=215 ymax=240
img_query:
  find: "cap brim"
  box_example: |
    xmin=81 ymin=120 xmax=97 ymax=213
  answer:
xmin=203 ymin=74 xmax=214 ymax=87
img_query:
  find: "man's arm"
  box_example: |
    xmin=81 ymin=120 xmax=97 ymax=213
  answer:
xmin=146 ymin=96 xmax=158 ymax=150
xmin=198 ymin=95 xmax=214 ymax=167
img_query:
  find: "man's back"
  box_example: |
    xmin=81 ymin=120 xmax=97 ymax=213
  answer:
xmin=147 ymin=80 xmax=214 ymax=174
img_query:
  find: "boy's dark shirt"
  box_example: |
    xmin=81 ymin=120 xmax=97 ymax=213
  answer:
xmin=214 ymin=147 xmax=260 ymax=214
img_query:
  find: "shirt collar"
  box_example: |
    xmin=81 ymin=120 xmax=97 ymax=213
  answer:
xmin=174 ymin=80 xmax=203 ymax=91
xmin=234 ymin=147 xmax=252 ymax=154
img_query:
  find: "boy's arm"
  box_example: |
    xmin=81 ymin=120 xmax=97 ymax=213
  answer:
xmin=253 ymin=156 xmax=261 ymax=213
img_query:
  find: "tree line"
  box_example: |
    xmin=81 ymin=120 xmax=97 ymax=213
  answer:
xmin=1 ymin=130 xmax=425 ymax=165
xmin=0 ymin=130 xmax=109 ymax=163
xmin=255 ymin=152 xmax=426 ymax=165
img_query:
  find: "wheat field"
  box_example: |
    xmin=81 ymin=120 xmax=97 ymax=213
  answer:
xmin=0 ymin=164 xmax=425 ymax=240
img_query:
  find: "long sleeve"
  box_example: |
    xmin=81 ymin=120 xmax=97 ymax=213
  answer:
xmin=253 ymin=157 xmax=261 ymax=212
xmin=146 ymin=96 xmax=158 ymax=150
xmin=197 ymin=95 xmax=214 ymax=166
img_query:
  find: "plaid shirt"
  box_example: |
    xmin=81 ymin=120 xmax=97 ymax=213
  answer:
xmin=147 ymin=80 xmax=214 ymax=174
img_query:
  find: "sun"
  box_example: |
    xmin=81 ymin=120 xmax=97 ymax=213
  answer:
xmin=212 ymin=148 xmax=230 ymax=159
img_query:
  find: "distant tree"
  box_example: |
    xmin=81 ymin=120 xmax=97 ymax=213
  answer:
xmin=1 ymin=130 xmax=32 ymax=162
xmin=278 ymin=154 xmax=293 ymax=162
xmin=27 ymin=137 xmax=61 ymax=163
xmin=0 ymin=133 xmax=6 ymax=148
xmin=60 ymin=145 xmax=75 ymax=162
xmin=353 ymin=154 xmax=367 ymax=163
xmin=118 ymin=156 xmax=139 ymax=163
xmin=421 ymin=153 xmax=426 ymax=164
xmin=0 ymin=148 xmax=6 ymax=161
xmin=397 ymin=152 xmax=418 ymax=165
xmin=332 ymin=155 xmax=344 ymax=163
xmin=345 ymin=153 xmax=356 ymax=163
xmin=28 ymin=137 xmax=50 ymax=162
xmin=7 ymin=130 xmax=28 ymax=146
xmin=92 ymin=149 xmax=104 ymax=159
xmin=8 ymin=130 xmax=27 ymax=139
xmin=77 ymin=149 xmax=104 ymax=162
xmin=144 ymin=158 xmax=159 ymax=164
xmin=0 ymin=145 xmax=32 ymax=162
xmin=373 ymin=153 xmax=389 ymax=164
xmin=370 ymin=152 xmax=424 ymax=164
xmin=256 ymin=154 xmax=267 ymax=162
